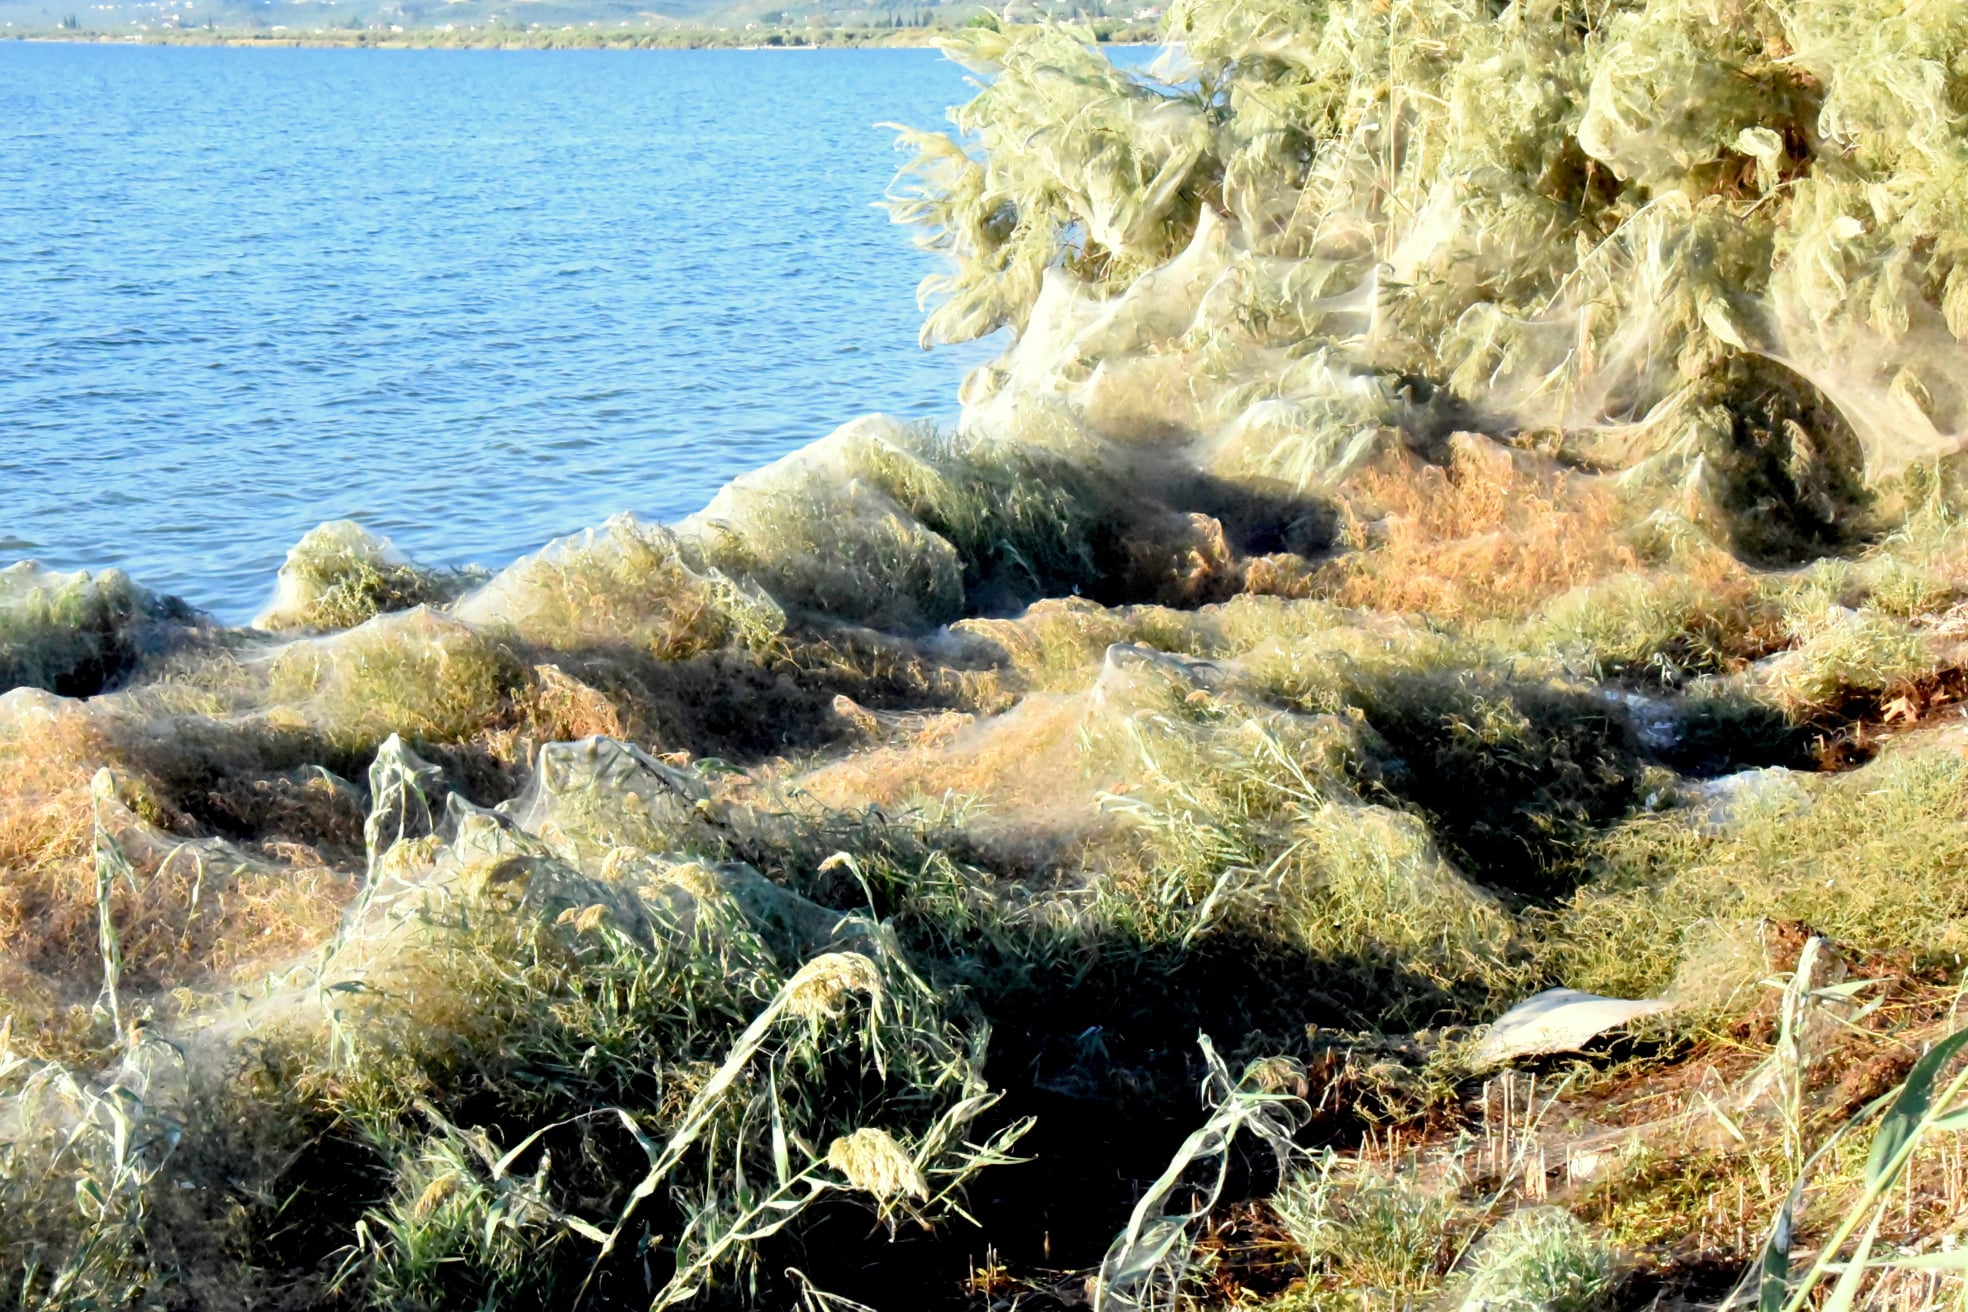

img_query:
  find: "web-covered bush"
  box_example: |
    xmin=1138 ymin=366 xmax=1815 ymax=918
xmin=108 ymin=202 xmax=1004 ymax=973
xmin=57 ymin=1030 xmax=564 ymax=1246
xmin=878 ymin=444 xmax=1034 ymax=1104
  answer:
xmin=891 ymin=1 xmax=1968 ymax=554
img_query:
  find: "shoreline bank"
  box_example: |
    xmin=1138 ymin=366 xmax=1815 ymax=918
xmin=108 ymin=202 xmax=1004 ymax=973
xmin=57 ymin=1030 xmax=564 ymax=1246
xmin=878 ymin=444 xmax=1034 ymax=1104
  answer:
xmin=2 ymin=26 xmax=1159 ymax=49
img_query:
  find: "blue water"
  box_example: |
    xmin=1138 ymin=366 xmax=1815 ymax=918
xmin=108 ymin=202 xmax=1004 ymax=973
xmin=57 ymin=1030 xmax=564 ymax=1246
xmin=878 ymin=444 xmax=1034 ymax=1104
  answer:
xmin=0 ymin=46 xmax=992 ymax=620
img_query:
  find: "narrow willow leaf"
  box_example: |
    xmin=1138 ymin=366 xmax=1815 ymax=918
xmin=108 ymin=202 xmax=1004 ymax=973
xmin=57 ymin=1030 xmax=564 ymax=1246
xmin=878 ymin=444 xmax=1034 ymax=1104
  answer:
xmin=493 ymin=1121 xmax=565 ymax=1180
xmin=1857 ymin=1249 xmax=1968 ymax=1272
xmin=1867 ymin=1029 xmax=1968 ymax=1188
xmin=561 ymin=1215 xmax=609 ymax=1245
xmin=1758 ymin=1194 xmax=1795 ymax=1312
xmin=1823 ymin=1205 xmax=1886 ymax=1312
xmin=771 ymin=1069 xmax=792 ymax=1188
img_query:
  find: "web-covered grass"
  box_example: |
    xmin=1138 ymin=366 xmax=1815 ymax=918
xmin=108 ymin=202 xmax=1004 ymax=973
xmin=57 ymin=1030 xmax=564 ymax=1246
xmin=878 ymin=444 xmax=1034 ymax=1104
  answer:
xmin=11 ymin=4 xmax=1968 ymax=1308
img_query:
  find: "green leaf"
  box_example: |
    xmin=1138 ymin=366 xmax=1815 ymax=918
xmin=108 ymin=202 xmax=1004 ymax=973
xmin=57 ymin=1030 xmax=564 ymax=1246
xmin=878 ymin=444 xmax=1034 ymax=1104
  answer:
xmin=493 ymin=1123 xmax=559 ymax=1181
xmin=770 ymin=1069 xmax=792 ymax=1187
xmin=1859 ymin=1249 xmax=1968 ymax=1272
xmin=1812 ymin=978 xmax=1886 ymax=1000
xmin=613 ymin=1107 xmax=660 ymax=1164
xmin=560 ymin=1214 xmax=609 ymax=1244
xmin=1822 ymin=1204 xmax=1885 ymax=1312
xmin=1758 ymin=1195 xmax=1795 ymax=1312
xmin=1866 ymin=1028 xmax=1968 ymax=1188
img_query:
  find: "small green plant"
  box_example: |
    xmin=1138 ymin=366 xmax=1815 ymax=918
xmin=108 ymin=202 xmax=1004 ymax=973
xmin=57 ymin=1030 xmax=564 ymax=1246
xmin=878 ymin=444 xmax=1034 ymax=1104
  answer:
xmin=1747 ymin=1025 xmax=1968 ymax=1312
xmin=0 ymin=1038 xmax=178 ymax=1308
xmin=266 ymin=609 xmax=524 ymax=751
xmin=454 ymin=513 xmax=785 ymax=658
xmin=1270 ymin=1150 xmax=1468 ymax=1298
xmin=1454 ymin=1208 xmax=1613 ymax=1312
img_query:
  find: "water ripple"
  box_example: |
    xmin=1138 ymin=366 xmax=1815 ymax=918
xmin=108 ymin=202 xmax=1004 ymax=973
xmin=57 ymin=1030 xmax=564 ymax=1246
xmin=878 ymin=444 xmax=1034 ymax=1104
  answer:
xmin=0 ymin=45 xmax=994 ymax=621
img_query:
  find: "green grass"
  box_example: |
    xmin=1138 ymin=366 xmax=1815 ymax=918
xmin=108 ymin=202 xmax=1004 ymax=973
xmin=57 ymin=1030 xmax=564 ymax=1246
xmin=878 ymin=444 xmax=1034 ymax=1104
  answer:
xmin=0 ymin=565 xmax=194 ymax=697
xmin=1543 ymin=742 xmax=1968 ymax=1005
xmin=266 ymin=608 xmax=526 ymax=753
xmin=1451 ymin=1208 xmax=1613 ymax=1312
xmin=1270 ymin=1152 xmax=1471 ymax=1300
xmin=257 ymin=521 xmax=473 ymax=633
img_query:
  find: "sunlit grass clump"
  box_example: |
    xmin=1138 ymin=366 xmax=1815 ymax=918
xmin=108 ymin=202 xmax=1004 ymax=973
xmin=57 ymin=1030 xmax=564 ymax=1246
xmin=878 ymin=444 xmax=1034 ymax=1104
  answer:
xmin=257 ymin=520 xmax=475 ymax=633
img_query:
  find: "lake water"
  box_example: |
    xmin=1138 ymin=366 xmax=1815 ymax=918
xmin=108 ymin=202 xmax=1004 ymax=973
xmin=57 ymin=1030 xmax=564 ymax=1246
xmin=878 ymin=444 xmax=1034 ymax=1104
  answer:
xmin=0 ymin=45 xmax=996 ymax=620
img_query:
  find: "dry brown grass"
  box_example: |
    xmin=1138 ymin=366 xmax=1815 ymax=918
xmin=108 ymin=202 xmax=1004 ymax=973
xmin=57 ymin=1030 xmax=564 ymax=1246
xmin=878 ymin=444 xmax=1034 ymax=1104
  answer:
xmin=0 ymin=704 xmax=101 ymax=1054
xmin=476 ymin=663 xmax=634 ymax=773
xmin=956 ymin=598 xmax=1214 ymax=692
xmin=795 ymin=689 xmax=1104 ymax=857
xmin=1315 ymin=439 xmax=1639 ymax=623
xmin=0 ymin=698 xmax=116 ymax=988
xmin=0 ymin=697 xmax=354 ymax=1057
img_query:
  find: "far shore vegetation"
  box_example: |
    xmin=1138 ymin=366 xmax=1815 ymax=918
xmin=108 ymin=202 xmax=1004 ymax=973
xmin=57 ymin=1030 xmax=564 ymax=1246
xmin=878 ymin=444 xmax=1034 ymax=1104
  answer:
xmin=5 ymin=9 xmax=1161 ymax=48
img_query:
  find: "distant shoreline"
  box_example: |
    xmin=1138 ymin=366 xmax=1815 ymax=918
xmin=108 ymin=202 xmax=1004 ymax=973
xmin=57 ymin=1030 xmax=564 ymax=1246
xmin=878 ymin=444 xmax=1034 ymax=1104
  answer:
xmin=2 ymin=25 xmax=1160 ymax=50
